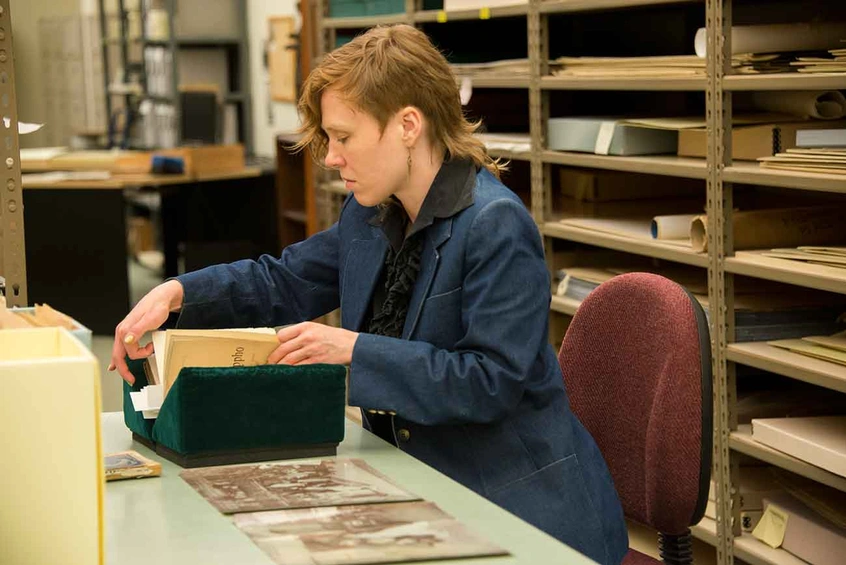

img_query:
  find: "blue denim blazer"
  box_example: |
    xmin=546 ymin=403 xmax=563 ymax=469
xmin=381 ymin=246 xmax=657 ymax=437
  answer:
xmin=176 ymin=168 xmax=628 ymax=564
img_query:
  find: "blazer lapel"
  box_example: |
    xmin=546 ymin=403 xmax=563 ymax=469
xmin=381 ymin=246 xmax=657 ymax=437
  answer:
xmin=342 ymin=236 xmax=388 ymax=331
xmin=402 ymin=218 xmax=454 ymax=339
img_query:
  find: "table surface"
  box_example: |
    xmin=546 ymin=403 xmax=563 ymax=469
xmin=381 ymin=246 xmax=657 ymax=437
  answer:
xmin=102 ymin=412 xmax=597 ymax=565
xmin=21 ymin=168 xmax=262 ymax=190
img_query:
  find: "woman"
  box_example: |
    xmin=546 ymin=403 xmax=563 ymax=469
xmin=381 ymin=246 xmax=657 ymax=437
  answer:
xmin=111 ymin=24 xmax=627 ymax=564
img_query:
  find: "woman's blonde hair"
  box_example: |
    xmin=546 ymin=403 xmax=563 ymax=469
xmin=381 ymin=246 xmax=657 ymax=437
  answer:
xmin=295 ymin=24 xmax=503 ymax=177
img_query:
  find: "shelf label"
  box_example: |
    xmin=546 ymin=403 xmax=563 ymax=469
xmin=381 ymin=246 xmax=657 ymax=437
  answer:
xmin=479 ymin=7 xmax=491 ymax=19
xmin=437 ymin=10 xmax=448 ymax=23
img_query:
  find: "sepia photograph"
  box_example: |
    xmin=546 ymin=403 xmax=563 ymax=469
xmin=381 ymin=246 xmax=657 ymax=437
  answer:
xmin=180 ymin=458 xmax=420 ymax=514
xmin=233 ymin=500 xmax=509 ymax=565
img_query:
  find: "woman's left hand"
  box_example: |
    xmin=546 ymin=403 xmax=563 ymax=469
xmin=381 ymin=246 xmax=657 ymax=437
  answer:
xmin=268 ymin=322 xmax=359 ymax=365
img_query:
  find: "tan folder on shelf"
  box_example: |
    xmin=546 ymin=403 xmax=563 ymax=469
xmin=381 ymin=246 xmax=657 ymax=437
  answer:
xmin=768 ymin=339 xmax=846 ymax=367
xmin=803 ymin=331 xmax=846 ymax=354
xmin=689 ymin=206 xmax=846 ymax=253
xmin=752 ymin=416 xmax=846 ymax=478
xmin=679 ymin=120 xmax=846 ymax=161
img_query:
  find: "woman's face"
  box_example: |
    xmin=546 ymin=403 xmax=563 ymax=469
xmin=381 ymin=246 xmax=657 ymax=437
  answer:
xmin=321 ymin=87 xmax=408 ymax=207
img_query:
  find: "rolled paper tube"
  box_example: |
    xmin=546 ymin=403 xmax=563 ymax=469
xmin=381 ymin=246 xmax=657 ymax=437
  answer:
xmin=750 ymin=91 xmax=846 ymax=120
xmin=651 ymin=213 xmax=699 ymax=240
xmin=690 ymin=206 xmax=846 ymax=253
xmin=695 ymin=22 xmax=846 ymax=57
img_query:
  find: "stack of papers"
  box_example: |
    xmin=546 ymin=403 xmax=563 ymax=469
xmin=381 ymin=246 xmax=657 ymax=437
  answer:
xmin=474 ymin=132 xmax=531 ymax=153
xmin=549 ymin=54 xmax=785 ymax=78
xmin=769 ymin=331 xmax=846 ymax=367
xmin=759 ymin=148 xmax=846 ymax=174
xmin=451 ymin=58 xmax=529 ymax=78
xmin=762 ymin=246 xmax=846 ymax=269
xmin=791 ymin=46 xmax=846 ymax=73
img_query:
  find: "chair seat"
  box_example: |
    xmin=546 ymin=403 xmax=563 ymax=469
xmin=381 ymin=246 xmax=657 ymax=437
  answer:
xmin=623 ymin=548 xmax=661 ymax=565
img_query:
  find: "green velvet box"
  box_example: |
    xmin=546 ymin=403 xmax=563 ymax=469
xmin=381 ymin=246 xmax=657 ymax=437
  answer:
xmin=123 ymin=359 xmax=347 ymax=467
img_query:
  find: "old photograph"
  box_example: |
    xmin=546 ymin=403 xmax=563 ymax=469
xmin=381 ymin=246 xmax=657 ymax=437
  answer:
xmin=233 ymin=500 xmax=509 ymax=565
xmin=180 ymin=458 xmax=419 ymax=514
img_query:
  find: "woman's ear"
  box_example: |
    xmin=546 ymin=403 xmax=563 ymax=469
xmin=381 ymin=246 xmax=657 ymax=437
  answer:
xmin=399 ymin=106 xmax=424 ymax=148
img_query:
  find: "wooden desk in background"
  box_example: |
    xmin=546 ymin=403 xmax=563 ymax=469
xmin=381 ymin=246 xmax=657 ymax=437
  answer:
xmin=21 ymin=168 xmax=278 ymax=335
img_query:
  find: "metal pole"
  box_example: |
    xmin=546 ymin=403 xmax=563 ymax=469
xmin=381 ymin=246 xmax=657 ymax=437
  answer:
xmin=0 ymin=0 xmax=28 ymax=306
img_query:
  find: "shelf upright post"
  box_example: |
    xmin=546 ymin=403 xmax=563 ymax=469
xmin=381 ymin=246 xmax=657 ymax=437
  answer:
xmin=706 ymin=0 xmax=737 ymax=562
xmin=99 ymin=0 xmax=114 ymax=147
xmin=166 ymin=0 xmax=180 ymax=147
xmin=528 ymin=0 xmax=547 ymax=225
xmin=236 ymin=0 xmax=253 ymax=154
xmin=0 ymin=0 xmax=27 ymax=306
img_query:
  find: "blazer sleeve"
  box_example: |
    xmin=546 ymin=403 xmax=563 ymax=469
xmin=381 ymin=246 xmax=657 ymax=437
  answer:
xmin=173 ymin=221 xmax=341 ymax=329
xmin=348 ymin=198 xmax=552 ymax=426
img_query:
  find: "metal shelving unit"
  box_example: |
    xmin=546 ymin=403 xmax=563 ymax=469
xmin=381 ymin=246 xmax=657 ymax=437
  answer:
xmin=725 ymin=252 xmax=846 ymax=295
xmin=540 ymin=151 xmax=708 ymax=178
xmin=722 ymin=162 xmax=846 ymax=193
xmin=726 ymin=342 xmax=846 ymax=395
xmin=97 ymin=0 xmax=253 ymax=152
xmin=539 ymin=0 xmax=701 ymax=14
xmin=543 ymin=222 xmax=710 ymax=267
xmin=312 ymin=1 xmax=846 ymax=564
xmin=540 ymin=75 xmax=707 ymax=91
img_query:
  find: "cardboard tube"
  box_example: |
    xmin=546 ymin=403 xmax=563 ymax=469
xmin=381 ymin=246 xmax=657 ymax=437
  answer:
xmin=751 ymin=91 xmax=846 ymax=120
xmin=690 ymin=207 xmax=846 ymax=253
xmin=651 ymin=213 xmax=698 ymax=240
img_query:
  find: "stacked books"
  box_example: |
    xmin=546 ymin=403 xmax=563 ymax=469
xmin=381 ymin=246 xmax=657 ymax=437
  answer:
xmin=768 ymin=330 xmax=846 ymax=367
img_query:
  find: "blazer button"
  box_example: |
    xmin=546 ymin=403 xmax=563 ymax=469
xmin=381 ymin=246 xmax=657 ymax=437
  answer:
xmin=398 ymin=429 xmax=411 ymax=442
xmin=367 ymin=409 xmax=377 ymax=414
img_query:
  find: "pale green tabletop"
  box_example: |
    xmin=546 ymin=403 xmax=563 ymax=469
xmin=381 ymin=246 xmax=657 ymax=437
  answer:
xmin=102 ymin=412 xmax=597 ymax=565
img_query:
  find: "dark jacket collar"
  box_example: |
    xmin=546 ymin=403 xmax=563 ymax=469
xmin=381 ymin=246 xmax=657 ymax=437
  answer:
xmin=369 ymin=158 xmax=477 ymax=251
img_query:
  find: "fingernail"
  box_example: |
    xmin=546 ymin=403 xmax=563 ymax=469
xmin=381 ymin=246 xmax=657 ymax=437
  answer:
xmin=124 ymin=334 xmax=135 ymax=344
xmin=107 ymin=364 xmax=115 ymax=371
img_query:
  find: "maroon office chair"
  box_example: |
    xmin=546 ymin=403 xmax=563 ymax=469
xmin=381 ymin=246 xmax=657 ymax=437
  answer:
xmin=557 ymin=273 xmax=712 ymax=565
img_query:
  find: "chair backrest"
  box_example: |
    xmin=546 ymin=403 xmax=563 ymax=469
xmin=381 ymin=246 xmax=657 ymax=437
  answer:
xmin=557 ymin=273 xmax=712 ymax=535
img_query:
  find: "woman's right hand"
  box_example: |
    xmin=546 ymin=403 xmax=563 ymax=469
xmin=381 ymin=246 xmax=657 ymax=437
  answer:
xmin=109 ymin=279 xmax=184 ymax=384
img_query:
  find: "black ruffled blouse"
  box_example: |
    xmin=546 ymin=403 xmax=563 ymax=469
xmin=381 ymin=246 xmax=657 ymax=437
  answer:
xmin=362 ymin=157 xmax=477 ymax=444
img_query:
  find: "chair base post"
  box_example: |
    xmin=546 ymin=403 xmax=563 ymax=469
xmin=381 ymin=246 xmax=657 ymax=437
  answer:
xmin=659 ymin=530 xmax=693 ymax=565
